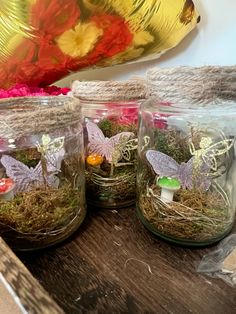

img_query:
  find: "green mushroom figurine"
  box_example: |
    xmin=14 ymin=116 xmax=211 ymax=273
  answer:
xmin=157 ymin=176 xmax=181 ymax=203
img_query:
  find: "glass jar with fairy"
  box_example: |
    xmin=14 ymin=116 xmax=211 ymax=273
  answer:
xmin=0 ymin=96 xmax=86 ymax=250
xmin=73 ymin=80 xmax=148 ymax=209
xmin=137 ymin=98 xmax=236 ymax=246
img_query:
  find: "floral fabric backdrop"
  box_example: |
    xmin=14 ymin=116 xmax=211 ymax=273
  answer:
xmin=0 ymin=0 xmax=200 ymax=88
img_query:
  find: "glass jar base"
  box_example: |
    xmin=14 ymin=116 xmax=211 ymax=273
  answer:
xmin=1 ymin=207 xmax=86 ymax=251
xmin=87 ymin=198 xmax=135 ymax=209
xmin=137 ymin=205 xmax=234 ymax=247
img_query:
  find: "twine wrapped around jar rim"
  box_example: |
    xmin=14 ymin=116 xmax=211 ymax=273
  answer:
xmin=72 ymin=80 xmax=149 ymax=101
xmin=147 ymin=66 xmax=236 ymax=104
xmin=0 ymin=96 xmax=81 ymax=139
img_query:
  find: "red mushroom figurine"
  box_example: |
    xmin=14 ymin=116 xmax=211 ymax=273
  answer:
xmin=0 ymin=178 xmax=15 ymax=200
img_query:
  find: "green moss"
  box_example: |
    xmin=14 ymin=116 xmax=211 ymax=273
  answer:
xmin=11 ymin=149 xmax=41 ymax=168
xmin=0 ymin=183 xmax=81 ymax=234
xmin=98 ymin=118 xmax=137 ymax=137
xmin=154 ymin=128 xmax=192 ymax=163
xmin=139 ymin=184 xmax=231 ymax=242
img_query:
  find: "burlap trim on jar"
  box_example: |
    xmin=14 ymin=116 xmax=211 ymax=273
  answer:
xmin=72 ymin=80 xmax=149 ymax=101
xmin=147 ymin=66 xmax=236 ymax=104
xmin=0 ymin=96 xmax=81 ymax=139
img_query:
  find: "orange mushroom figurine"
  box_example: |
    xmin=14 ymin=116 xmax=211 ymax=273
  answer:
xmin=86 ymin=154 xmax=104 ymax=167
xmin=0 ymin=178 xmax=15 ymax=201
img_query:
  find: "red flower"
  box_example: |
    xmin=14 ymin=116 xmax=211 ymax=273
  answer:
xmin=91 ymin=14 xmax=133 ymax=58
xmin=39 ymin=69 xmax=69 ymax=87
xmin=14 ymin=62 xmax=44 ymax=86
xmin=1 ymin=37 xmax=71 ymax=87
xmin=38 ymin=37 xmax=71 ymax=70
xmin=35 ymin=37 xmax=72 ymax=86
xmin=43 ymin=86 xmax=70 ymax=95
xmin=0 ymin=56 xmax=44 ymax=88
xmin=31 ymin=0 xmax=80 ymax=37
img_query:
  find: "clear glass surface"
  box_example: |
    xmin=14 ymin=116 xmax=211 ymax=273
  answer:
xmin=137 ymin=99 xmax=236 ymax=246
xmin=0 ymin=96 xmax=86 ymax=250
xmin=82 ymin=100 xmax=139 ymax=209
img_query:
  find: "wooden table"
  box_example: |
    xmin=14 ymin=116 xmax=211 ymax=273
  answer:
xmin=17 ymin=207 xmax=236 ymax=314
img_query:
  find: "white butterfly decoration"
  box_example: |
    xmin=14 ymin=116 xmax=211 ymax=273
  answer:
xmin=0 ymin=149 xmax=65 ymax=193
xmin=86 ymin=121 xmax=134 ymax=162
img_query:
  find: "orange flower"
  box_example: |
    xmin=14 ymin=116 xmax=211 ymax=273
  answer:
xmin=31 ymin=0 xmax=80 ymax=37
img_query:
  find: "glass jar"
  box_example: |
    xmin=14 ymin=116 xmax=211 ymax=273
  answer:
xmin=137 ymin=99 xmax=236 ymax=246
xmin=0 ymin=96 xmax=86 ymax=250
xmin=73 ymin=80 xmax=148 ymax=209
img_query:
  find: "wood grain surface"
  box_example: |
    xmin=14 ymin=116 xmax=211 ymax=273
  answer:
xmin=18 ymin=207 xmax=236 ymax=314
xmin=0 ymin=238 xmax=64 ymax=314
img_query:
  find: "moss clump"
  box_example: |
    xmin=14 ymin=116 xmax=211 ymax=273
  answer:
xmin=11 ymin=148 xmax=41 ymax=168
xmin=139 ymin=184 xmax=231 ymax=242
xmin=86 ymin=166 xmax=136 ymax=208
xmin=98 ymin=118 xmax=137 ymax=138
xmin=0 ymin=183 xmax=82 ymax=234
xmin=154 ymin=128 xmax=192 ymax=164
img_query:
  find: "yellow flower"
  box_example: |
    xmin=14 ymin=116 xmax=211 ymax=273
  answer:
xmin=57 ymin=22 xmax=103 ymax=58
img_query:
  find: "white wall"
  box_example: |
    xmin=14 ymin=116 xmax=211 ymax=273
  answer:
xmin=57 ymin=0 xmax=236 ymax=86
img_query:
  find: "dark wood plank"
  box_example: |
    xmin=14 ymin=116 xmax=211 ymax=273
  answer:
xmin=0 ymin=238 xmax=64 ymax=314
xmin=18 ymin=207 xmax=236 ymax=314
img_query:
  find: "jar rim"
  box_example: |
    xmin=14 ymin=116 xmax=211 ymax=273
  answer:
xmin=0 ymin=96 xmax=75 ymax=111
xmin=0 ymin=96 xmax=81 ymax=139
xmin=80 ymin=99 xmax=141 ymax=109
xmin=143 ymin=98 xmax=236 ymax=114
xmin=72 ymin=80 xmax=149 ymax=101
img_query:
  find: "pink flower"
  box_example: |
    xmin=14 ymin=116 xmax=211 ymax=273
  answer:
xmin=154 ymin=115 xmax=168 ymax=129
xmin=154 ymin=101 xmax=172 ymax=129
xmin=105 ymin=102 xmax=139 ymax=126
xmin=0 ymin=84 xmax=70 ymax=99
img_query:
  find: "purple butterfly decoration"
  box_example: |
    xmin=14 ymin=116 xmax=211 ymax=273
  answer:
xmin=146 ymin=150 xmax=211 ymax=190
xmin=0 ymin=149 xmax=65 ymax=193
xmin=86 ymin=121 xmax=134 ymax=162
